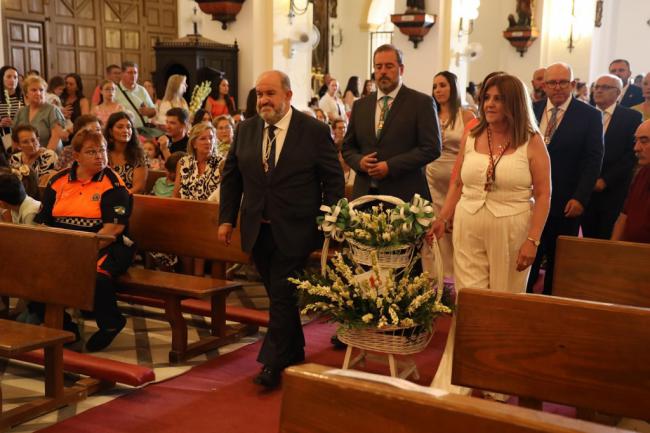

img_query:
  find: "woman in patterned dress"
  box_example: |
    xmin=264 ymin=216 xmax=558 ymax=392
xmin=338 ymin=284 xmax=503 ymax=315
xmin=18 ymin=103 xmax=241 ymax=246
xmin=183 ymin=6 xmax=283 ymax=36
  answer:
xmin=104 ymin=111 xmax=147 ymax=194
xmin=9 ymin=124 xmax=58 ymax=183
xmin=173 ymin=122 xmax=222 ymax=275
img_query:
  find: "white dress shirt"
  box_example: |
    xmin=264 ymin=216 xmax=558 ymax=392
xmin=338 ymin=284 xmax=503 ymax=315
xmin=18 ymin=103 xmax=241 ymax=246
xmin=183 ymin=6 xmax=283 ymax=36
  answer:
xmin=262 ymin=107 xmax=293 ymax=166
xmin=374 ymin=82 xmax=402 ymax=134
xmin=539 ymin=96 xmax=572 ymax=141
xmin=599 ymin=102 xmax=616 ymax=133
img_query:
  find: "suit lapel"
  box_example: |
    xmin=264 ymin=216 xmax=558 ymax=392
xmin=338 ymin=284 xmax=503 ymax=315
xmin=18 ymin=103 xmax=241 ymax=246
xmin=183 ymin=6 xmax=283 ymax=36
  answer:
xmin=252 ymin=117 xmax=266 ymax=179
xmin=271 ymin=107 xmax=302 ymax=178
xmin=605 ymin=105 xmax=620 ymax=142
xmin=547 ymin=98 xmax=577 ymax=149
xmin=367 ymin=93 xmax=378 ymax=146
xmin=533 ymin=101 xmax=544 ymax=125
xmin=377 ymin=86 xmax=406 ymax=143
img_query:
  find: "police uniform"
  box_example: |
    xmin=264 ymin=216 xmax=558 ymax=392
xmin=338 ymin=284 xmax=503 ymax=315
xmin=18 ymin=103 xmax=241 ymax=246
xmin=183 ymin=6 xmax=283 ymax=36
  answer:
xmin=36 ymin=162 xmax=134 ymax=332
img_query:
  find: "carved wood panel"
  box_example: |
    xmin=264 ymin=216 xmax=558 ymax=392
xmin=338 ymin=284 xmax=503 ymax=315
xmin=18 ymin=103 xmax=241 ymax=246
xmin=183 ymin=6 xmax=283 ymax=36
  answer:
xmin=2 ymin=0 xmax=177 ymax=92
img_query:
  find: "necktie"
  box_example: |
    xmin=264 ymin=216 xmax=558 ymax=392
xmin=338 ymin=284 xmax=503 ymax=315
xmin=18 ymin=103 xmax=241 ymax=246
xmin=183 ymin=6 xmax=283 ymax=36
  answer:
xmin=544 ymin=107 xmax=559 ymax=145
xmin=601 ymin=110 xmax=611 ymax=132
xmin=376 ymin=96 xmax=390 ymax=138
xmin=264 ymin=125 xmax=277 ymax=174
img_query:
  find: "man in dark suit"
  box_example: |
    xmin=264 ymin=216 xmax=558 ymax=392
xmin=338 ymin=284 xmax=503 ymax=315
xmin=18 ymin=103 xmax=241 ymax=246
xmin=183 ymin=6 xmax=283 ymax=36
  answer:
xmin=526 ymin=62 xmax=604 ymax=295
xmin=218 ymin=70 xmax=344 ymax=388
xmin=609 ymin=59 xmax=644 ymax=108
xmin=583 ymin=74 xmax=643 ymax=239
xmin=342 ymin=44 xmax=440 ymax=202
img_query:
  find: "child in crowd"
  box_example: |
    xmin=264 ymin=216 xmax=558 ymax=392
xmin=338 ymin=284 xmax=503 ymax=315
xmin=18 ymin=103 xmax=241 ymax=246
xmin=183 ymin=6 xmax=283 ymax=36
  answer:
xmin=143 ymin=139 xmax=164 ymax=170
xmin=152 ymin=151 xmax=184 ymax=197
xmin=0 ymin=168 xmax=40 ymax=224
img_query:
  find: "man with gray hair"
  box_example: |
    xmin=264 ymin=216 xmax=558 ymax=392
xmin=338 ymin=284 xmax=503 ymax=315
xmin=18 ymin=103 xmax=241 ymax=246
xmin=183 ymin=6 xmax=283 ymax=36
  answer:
xmin=218 ymin=70 xmax=344 ymax=388
xmin=527 ymin=62 xmax=604 ymax=295
xmin=582 ymin=73 xmax=642 ymax=239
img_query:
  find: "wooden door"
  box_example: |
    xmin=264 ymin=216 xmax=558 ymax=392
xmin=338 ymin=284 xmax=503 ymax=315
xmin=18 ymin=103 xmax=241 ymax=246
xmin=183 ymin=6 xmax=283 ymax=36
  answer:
xmin=50 ymin=0 xmax=102 ymax=96
xmin=5 ymin=19 xmax=46 ymax=76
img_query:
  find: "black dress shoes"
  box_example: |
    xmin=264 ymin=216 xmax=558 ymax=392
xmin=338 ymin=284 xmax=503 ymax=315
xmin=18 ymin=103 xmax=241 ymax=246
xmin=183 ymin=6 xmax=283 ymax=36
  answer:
xmin=253 ymin=366 xmax=282 ymax=389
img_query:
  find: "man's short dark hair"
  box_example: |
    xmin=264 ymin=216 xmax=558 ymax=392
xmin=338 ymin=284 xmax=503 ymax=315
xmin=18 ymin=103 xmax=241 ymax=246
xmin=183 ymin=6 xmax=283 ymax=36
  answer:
xmin=166 ymin=107 xmax=189 ymax=125
xmin=11 ymin=124 xmax=39 ymax=143
xmin=0 ymin=169 xmax=27 ymax=206
xmin=374 ymin=44 xmax=404 ymax=66
xmin=609 ymin=59 xmax=631 ymax=69
xmin=106 ymin=64 xmax=121 ymax=73
xmin=121 ymin=60 xmax=138 ymax=70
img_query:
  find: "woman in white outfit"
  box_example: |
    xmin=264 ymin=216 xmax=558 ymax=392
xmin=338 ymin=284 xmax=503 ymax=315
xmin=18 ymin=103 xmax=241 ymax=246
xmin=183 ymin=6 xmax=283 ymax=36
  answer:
xmin=427 ymin=74 xmax=551 ymax=396
xmin=426 ymin=71 xmax=475 ymax=277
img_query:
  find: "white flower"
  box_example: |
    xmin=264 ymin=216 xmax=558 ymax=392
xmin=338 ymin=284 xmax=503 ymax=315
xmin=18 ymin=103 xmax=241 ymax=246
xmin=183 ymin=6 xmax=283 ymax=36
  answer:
xmin=362 ymin=313 xmax=374 ymax=323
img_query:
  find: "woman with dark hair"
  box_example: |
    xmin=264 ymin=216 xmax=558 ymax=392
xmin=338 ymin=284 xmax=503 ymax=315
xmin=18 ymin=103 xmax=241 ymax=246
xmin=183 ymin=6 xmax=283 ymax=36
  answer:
xmin=361 ymin=79 xmax=375 ymax=97
xmin=426 ymin=71 xmax=475 ymax=277
xmin=428 ymin=74 xmax=551 ymax=396
xmin=46 ymin=76 xmax=65 ymax=107
xmin=61 ymin=73 xmax=90 ymax=125
xmin=205 ymin=76 xmax=236 ymax=118
xmin=342 ymin=76 xmax=360 ymax=115
xmin=0 ymin=66 xmax=24 ymax=152
xmin=192 ymin=108 xmax=212 ymax=127
xmin=104 ymin=112 xmax=147 ymax=194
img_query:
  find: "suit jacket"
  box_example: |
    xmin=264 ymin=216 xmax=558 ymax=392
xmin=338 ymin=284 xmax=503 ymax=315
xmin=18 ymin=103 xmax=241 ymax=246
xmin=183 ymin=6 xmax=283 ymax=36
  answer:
xmin=594 ymin=104 xmax=642 ymax=206
xmin=342 ymin=85 xmax=441 ymax=201
xmin=219 ymin=108 xmax=344 ymax=256
xmin=620 ymin=84 xmax=644 ymax=108
xmin=534 ymin=98 xmax=604 ymax=216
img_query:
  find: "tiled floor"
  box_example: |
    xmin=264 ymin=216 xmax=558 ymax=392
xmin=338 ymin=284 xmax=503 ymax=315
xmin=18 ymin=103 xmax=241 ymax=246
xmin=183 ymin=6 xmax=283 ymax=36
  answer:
xmin=1 ymin=280 xmax=268 ymax=433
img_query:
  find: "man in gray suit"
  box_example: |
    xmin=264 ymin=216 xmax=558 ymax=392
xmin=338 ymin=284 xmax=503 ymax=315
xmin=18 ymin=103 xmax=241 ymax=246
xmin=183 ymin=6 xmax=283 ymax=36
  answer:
xmin=342 ymin=44 xmax=441 ymax=201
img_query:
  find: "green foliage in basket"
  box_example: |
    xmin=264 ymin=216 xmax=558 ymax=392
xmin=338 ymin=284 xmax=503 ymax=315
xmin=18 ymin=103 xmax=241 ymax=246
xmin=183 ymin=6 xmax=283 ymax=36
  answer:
xmin=317 ymin=194 xmax=435 ymax=247
xmin=289 ymin=251 xmax=452 ymax=332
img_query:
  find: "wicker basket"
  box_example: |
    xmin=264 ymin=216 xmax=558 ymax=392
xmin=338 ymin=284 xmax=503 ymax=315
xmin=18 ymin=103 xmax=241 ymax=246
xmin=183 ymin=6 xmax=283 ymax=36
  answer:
xmin=346 ymin=238 xmax=415 ymax=269
xmin=337 ymin=323 xmax=435 ymax=355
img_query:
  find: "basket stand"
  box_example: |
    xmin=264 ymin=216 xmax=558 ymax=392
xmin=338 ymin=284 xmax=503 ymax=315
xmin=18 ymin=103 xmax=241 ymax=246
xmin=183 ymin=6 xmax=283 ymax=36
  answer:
xmin=342 ymin=347 xmax=420 ymax=380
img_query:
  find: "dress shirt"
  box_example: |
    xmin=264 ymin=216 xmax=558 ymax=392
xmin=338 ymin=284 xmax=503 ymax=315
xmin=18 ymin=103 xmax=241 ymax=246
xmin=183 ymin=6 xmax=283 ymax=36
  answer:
xmin=599 ymin=102 xmax=616 ymax=133
xmin=374 ymin=82 xmax=402 ymax=134
xmin=539 ymin=96 xmax=572 ymax=141
xmin=262 ymin=107 xmax=293 ymax=166
xmin=617 ymin=83 xmax=629 ymax=104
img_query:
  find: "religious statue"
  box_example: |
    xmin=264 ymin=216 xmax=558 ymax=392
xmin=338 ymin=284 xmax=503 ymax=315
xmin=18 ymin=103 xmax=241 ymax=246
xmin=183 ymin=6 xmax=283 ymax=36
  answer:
xmin=406 ymin=0 xmax=426 ymax=13
xmin=507 ymin=0 xmax=534 ymax=28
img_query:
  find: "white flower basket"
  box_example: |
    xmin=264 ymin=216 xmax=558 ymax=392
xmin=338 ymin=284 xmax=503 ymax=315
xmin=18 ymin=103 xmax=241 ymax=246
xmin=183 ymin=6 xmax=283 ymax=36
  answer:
xmin=337 ymin=323 xmax=435 ymax=355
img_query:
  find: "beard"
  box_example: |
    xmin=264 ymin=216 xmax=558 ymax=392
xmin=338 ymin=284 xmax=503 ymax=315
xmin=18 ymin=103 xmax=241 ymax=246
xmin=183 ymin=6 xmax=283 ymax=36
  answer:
xmin=257 ymin=102 xmax=286 ymax=124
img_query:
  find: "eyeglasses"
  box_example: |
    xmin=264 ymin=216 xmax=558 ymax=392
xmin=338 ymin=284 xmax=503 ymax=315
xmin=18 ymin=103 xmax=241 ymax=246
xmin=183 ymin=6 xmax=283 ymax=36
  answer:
xmin=82 ymin=148 xmax=107 ymax=157
xmin=593 ymin=84 xmax=618 ymax=91
xmin=545 ymin=80 xmax=571 ymax=89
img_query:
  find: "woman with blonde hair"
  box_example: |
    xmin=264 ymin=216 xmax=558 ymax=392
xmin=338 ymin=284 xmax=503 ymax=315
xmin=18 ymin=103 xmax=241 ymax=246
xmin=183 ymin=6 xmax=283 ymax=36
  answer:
xmin=428 ymin=74 xmax=551 ymax=396
xmin=173 ymin=122 xmax=223 ymax=275
xmin=154 ymin=74 xmax=189 ymax=126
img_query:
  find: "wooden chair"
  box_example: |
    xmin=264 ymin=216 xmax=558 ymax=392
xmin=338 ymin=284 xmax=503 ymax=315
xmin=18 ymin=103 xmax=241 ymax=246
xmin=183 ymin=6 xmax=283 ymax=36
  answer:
xmin=554 ymin=236 xmax=650 ymax=308
xmin=452 ymin=288 xmax=650 ymax=420
xmin=144 ymin=169 xmax=166 ymax=195
xmin=280 ymin=363 xmax=623 ymax=433
xmin=0 ymin=223 xmax=101 ymax=429
xmin=117 ymin=194 xmax=253 ymax=363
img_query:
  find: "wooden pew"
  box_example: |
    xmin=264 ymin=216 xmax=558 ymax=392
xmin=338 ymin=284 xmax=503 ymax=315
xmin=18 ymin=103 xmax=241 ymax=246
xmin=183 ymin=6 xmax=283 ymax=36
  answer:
xmin=0 ymin=223 xmax=98 ymax=429
xmin=144 ymin=169 xmax=166 ymax=195
xmin=554 ymin=236 xmax=650 ymax=308
xmin=452 ymin=288 xmax=650 ymax=420
xmin=117 ymin=194 xmax=256 ymax=363
xmin=280 ymin=363 xmax=624 ymax=433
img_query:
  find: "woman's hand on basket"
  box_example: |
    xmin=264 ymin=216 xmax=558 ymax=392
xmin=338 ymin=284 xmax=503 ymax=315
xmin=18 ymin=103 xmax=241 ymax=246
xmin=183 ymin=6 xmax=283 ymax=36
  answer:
xmin=426 ymin=219 xmax=445 ymax=244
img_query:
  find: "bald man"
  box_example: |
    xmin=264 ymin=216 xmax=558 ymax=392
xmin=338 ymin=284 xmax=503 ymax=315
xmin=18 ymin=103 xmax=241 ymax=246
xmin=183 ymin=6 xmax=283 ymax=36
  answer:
xmin=527 ymin=62 xmax=604 ymax=295
xmin=611 ymin=120 xmax=650 ymax=243
xmin=218 ymin=70 xmax=344 ymax=388
xmin=582 ymin=74 xmax=642 ymax=239
xmin=531 ymin=67 xmax=546 ymax=102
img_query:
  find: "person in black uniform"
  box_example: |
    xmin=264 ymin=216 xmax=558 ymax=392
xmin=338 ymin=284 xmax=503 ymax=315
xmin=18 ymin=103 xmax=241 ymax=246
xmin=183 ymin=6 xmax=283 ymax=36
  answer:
xmin=36 ymin=129 xmax=134 ymax=352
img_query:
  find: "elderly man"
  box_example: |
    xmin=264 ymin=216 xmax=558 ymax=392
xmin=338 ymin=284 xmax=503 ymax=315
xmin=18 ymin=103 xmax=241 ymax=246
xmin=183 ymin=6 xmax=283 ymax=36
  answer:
xmin=114 ymin=61 xmax=156 ymax=129
xmin=582 ymin=74 xmax=642 ymax=239
xmin=611 ymin=120 xmax=650 ymax=243
xmin=526 ymin=62 xmax=604 ymax=295
xmin=218 ymin=70 xmax=344 ymax=388
xmin=609 ymin=59 xmax=644 ymax=107
xmin=531 ymin=67 xmax=546 ymax=102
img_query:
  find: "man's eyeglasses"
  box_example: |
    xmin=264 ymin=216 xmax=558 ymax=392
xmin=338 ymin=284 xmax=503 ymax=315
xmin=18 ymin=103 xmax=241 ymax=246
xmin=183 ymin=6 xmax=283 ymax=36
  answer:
xmin=593 ymin=84 xmax=618 ymax=91
xmin=82 ymin=148 xmax=107 ymax=157
xmin=545 ymin=80 xmax=572 ymax=89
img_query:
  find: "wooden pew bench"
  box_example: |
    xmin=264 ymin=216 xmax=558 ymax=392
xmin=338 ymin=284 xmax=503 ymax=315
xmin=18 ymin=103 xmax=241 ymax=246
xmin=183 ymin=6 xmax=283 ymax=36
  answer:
xmin=452 ymin=288 xmax=650 ymax=421
xmin=117 ymin=194 xmax=256 ymax=363
xmin=554 ymin=236 xmax=650 ymax=308
xmin=0 ymin=224 xmax=101 ymax=429
xmin=280 ymin=363 xmax=624 ymax=433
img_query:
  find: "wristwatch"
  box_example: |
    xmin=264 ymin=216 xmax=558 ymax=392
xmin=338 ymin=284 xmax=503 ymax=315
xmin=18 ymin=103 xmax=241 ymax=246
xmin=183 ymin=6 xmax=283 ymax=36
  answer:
xmin=527 ymin=236 xmax=540 ymax=247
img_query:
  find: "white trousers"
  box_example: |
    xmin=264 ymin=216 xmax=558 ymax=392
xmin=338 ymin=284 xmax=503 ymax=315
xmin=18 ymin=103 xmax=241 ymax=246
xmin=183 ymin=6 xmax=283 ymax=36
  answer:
xmin=431 ymin=205 xmax=530 ymax=393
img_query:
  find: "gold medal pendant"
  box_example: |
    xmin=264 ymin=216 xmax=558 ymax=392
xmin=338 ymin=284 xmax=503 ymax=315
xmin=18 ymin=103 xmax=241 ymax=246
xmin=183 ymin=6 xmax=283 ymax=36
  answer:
xmin=263 ymin=161 xmax=269 ymax=173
